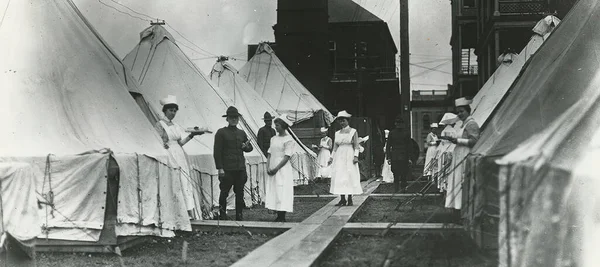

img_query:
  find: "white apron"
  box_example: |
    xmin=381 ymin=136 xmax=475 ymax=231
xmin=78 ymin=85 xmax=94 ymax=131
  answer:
xmin=423 ymin=132 xmax=439 ymax=177
xmin=159 ymin=120 xmax=195 ymax=211
xmin=265 ymin=134 xmax=295 ymax=212
xmin=317 ymin=136 xmax=332 ymax=178
xmin=330 ymin=128 xmax=363 ymax=195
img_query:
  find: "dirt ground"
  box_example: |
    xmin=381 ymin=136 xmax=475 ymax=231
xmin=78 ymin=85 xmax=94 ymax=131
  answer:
xmin=351 ymin=196 xmax=454 ymax=223
xmin=318 ymin=232 xmax=497 ymax=267
xmin=221 ymin=197 xmax=333 ymax=222
xmin=294 ymin=179 xmax=332 ymax=195
xmin=31 ymin=231 xmax=275 ymax=267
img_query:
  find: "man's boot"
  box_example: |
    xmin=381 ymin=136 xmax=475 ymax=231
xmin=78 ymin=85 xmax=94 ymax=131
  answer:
xmin=235 ymin=207 xmax=244 ymax=221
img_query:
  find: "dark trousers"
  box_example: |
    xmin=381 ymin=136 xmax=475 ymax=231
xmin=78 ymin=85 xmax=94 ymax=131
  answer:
xmin=390 ymin=160 xmax=409 ymax=191
xmin=219 ymin=170 xmax=247 ymax=216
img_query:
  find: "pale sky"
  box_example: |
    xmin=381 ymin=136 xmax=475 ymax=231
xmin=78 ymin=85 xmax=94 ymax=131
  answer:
xmin=73 ymin=0 xmax=451 ymax=92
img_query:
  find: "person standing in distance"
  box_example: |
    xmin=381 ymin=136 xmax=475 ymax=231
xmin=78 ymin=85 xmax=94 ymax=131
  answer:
xmin=257 ymin=112 xmax=276 ymax=156
xmin=214 ymin=106 xmax=254 ymax=221
xmin=386 ymin=115 xmax=412 ymax=192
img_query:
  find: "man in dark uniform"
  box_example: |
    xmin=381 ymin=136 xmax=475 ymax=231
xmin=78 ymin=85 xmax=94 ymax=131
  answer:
xmin=386 ymin=115 xmax=412 ymax=192
xmin=214 ymin=106 xmax=254 ymax=221
xmin=257 ymin=112 xmax=276 ymax=155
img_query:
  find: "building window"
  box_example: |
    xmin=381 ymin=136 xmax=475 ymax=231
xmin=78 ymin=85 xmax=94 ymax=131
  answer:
xmin=423 ymin=114 xmax=431 ymax=130
xmin=460 ymin=48 xmax=478 ymax=75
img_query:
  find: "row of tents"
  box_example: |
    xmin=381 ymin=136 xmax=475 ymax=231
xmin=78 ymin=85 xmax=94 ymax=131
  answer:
xmin=0 ymin=0 xmax=333 ymax=252
xmin=429 ymin=0 xmax=599 ymax=265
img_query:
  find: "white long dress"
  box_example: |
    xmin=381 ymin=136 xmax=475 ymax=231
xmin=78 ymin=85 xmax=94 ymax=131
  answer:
xmin=157 ymin=120 xmax=195 ymax=211
xmin=446 ymin=117 xmax=479 ymax=210
xmin=423 ymin=132 xmax=439 ymax=177
xmin=317 ymin=136 xmax=332 ymax=178
xmin=445 ymin=121 xmax=466 ymax=209
xmin=330 ymin=127 xmax=363 ymax=195
xmin=436 ymin=124 xmax=459 ymax=192
xmin=381 ymin=141 xmax=394 ymax=183
xmin=265 ymin=134 xmax=295 ymax=212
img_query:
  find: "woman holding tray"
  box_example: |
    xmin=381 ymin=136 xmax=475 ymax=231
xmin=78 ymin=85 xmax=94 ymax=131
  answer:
xmin=155 ymin=95 xmax=207 ymax=219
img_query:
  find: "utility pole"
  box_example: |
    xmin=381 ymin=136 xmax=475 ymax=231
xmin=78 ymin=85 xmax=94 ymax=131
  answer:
xmin=400 ymin=0 xmax=411 ymax=136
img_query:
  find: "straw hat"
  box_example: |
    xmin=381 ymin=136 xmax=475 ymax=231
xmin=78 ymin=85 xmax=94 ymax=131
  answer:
xmin=334 ymin=110 xmax=352 ymax=120
xmin=277 ymin=114 xmax=294 ymax=127
xmin=320 ymin=127 xmax=328 ymax=133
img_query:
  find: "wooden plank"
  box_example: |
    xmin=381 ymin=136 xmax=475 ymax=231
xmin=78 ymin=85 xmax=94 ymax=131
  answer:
xmin=342 ymin=222 xmax=464 ymax=235
xmin=232 ymin=179 xmax=376 ymax=267
xmin=270 ymin=225 xmax=344 ymax=267
xmin=293 ymin=195 xmax=336 ymax=198
xmin=230 ymin=224 xmax=320 ymax=267
xmin=190 ymin=220 xmax=296 ymax=235
xmin=370 ymin=193 xmax=440 ymax=198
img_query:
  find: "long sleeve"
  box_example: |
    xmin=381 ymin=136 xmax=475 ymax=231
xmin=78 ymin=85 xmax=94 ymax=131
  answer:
xmin=459 ymin=121 xmax=480 ymax=148
xmin=242 ymin=131 xmax=254 ymax=153
xmin=213 ymin=129 xmax=224 ymax=169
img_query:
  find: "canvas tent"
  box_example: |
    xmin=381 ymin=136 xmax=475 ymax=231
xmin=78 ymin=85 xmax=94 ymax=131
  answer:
xmin=123 ymin=25 xmax=268 ymax=217
xmin=239 ymin=43 xmax=334 ymax=126
xmin=470 ymin=15 xmax=561 ymax=128
xmin=471 ymin=0 xmax=600 ymax=264
xmin=210 ymin=61 xmax=318 ymax=185
xmin=0 ymin=0 xmax=192 ymax=251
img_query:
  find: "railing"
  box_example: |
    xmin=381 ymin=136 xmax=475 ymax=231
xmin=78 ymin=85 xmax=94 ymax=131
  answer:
xmin=498 ymin=0 xmax=548 ymax=15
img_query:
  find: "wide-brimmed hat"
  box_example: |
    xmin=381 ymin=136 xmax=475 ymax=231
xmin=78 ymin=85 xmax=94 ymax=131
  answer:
xmin=276 ymin=114 xmax=294 ymax=127
xmin=439 ymin=113 xmax=458 ymax=125
xmin=334 ymin=110 xmax=352 ymax=120
xmin=320 ymin=127 xmax=328 ymax=133
xmin=455 ymin=97 xmax=473 ymax=107
xmin=160 ymin=95 xmax=177 ymax=106
xmin=262 ymin=112 xmax=274 ymax=121
xmin=222 ymin=106 xmax=242 ymax=117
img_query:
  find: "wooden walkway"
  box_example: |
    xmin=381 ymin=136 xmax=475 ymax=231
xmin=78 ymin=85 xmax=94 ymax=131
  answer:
xmin=231 ymin=179 xmax=379 ymax=267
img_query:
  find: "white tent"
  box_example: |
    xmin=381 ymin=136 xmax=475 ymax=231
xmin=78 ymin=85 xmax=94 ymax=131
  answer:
xmin=470 ymin=15 xmax=561 ymax=127
xmin=466 ymin=0 xmax=600 ymax=264
xmin=210 ymin=61 xmax=318 ymax=185
xmin=239 ymin=43 xmax=334 ymax=125
xmin=123 ymin=25 xmax=268 ymax=216
xmin=0 ymin=0 xmax=191 ymax=246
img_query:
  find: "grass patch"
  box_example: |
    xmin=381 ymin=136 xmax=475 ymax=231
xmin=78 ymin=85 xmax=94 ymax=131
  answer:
xmin=351 ymin=196 xmax=453 ymax=223
xmin=34 ymin=231 xmax=275 ymax=267
xmin=318 ymin=232 xmax=497 ymax=267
